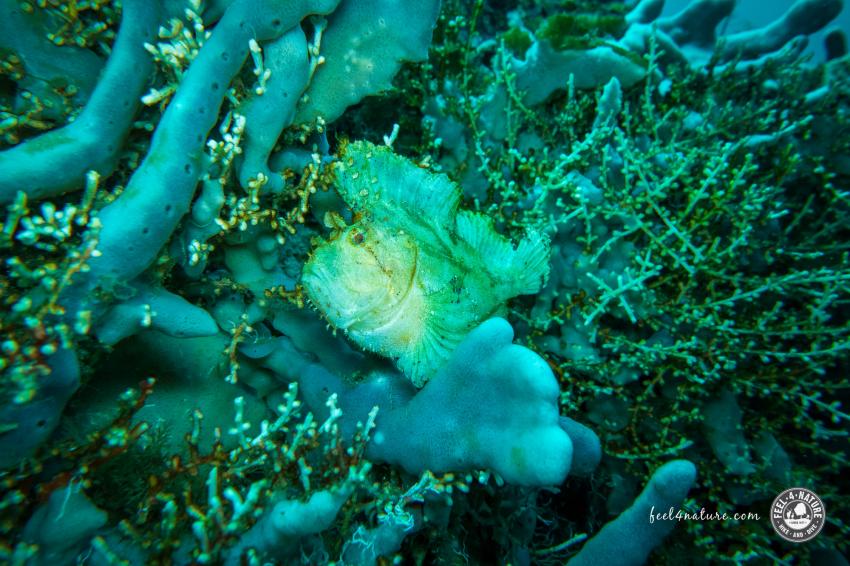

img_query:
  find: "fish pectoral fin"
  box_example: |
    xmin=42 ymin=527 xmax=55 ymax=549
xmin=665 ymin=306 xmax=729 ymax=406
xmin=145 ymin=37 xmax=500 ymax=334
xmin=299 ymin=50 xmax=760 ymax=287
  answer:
xmin=455 ymin=210 xmax=550 ymax=296
xmin=398 ymin=311 xmax=466 ymax=388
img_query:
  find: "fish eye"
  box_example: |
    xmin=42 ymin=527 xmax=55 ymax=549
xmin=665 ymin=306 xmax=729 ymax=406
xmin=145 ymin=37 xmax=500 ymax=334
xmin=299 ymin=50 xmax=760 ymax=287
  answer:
xmin=350 ymin=231 xmax=365 ymax=245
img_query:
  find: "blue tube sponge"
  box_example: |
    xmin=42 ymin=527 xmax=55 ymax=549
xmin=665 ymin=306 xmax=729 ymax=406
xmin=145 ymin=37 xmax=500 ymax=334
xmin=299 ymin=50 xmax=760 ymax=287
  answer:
xmin=299 ymin=318 xmax=573 ymax=486
xmin=293 ymin=0 xmax=442 ymax=125
xmin=224 ymin=487 xmax=352 ymax=565
xmin=95 ymin=282 xmax=219 ymax=345
xmin=567 ymin=460 xmax=698 ymax=566
xmin=0 ymin=346 xmax=79 ymax=469
xmin=559 ymin=416 xmax=602 ymax=476
xmin=0 ymin=0 xmax=160 ymax=204
xmin=237 ymin=27 xmax=311 ymax=191
xmin=22 ymin=484 xmax=107 ymax=566
xmin=70 ymin=0 xmax=342 ymax=295
xmin=0 ymin=0 xmax=103 ymax=123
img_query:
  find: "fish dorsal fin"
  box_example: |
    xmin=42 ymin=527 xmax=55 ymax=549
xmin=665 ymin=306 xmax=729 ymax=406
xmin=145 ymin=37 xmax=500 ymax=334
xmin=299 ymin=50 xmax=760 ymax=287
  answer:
xmin=334 ymin=141 xmax=461 ymax=228
xmin=455 ymin=210 xmax=550 ymax=296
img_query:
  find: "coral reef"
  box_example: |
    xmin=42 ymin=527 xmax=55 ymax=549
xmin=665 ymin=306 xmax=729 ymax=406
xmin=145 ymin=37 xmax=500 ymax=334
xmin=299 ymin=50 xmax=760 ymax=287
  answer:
xmin=1 ymin=0 xmax=848 ymax=564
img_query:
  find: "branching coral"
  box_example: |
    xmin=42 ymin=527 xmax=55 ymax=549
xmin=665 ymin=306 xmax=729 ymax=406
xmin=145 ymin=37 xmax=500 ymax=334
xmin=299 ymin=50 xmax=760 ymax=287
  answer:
xmin=419 ymin=0 xmax=849 ymax=561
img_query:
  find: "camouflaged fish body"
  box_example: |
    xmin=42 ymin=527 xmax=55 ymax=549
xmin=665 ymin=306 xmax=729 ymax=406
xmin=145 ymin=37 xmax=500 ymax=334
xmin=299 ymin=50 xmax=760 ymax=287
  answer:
xmin=302 ymin=141 xmax=550 ymax=386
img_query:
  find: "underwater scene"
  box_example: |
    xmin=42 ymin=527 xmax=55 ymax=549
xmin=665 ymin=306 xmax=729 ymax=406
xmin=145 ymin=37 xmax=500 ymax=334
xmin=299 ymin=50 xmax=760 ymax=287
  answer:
xmin=1 ymin=0 xmax=849 ymax=564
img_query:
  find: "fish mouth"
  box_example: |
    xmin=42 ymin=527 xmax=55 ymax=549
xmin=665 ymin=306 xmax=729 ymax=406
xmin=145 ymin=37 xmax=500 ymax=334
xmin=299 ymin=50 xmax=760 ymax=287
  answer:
xmin=302 ymin=261 xmax=363 ymax=327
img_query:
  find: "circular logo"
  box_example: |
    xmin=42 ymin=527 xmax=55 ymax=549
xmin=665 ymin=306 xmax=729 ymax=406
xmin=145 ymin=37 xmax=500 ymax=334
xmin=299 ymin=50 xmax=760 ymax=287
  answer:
xmin=770 ymin=488 xmax=826 ymax=543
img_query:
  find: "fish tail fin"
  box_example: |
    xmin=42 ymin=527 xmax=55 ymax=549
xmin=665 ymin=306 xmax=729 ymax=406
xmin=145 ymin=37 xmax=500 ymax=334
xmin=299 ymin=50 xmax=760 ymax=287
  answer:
xmin=511 ymin=229 xmax=551 ymax=295
xmin=455 ymin=210 xmax=550 ymax=296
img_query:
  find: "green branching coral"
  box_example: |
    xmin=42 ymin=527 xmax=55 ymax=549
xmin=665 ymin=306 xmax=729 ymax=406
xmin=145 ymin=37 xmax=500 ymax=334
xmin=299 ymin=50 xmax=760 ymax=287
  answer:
xmin=302 ymin=140 xmax=550 ymax=386
xmin=421 ymin=2 xmax=850 ymax=560
xmin=536 ymin=12 xmax=628 ymax=50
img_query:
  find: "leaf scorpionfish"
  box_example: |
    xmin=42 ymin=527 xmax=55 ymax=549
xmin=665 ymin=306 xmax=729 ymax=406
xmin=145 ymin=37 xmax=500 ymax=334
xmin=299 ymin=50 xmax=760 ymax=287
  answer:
xmin=302 ymin=141 xmax=550 ymax=387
